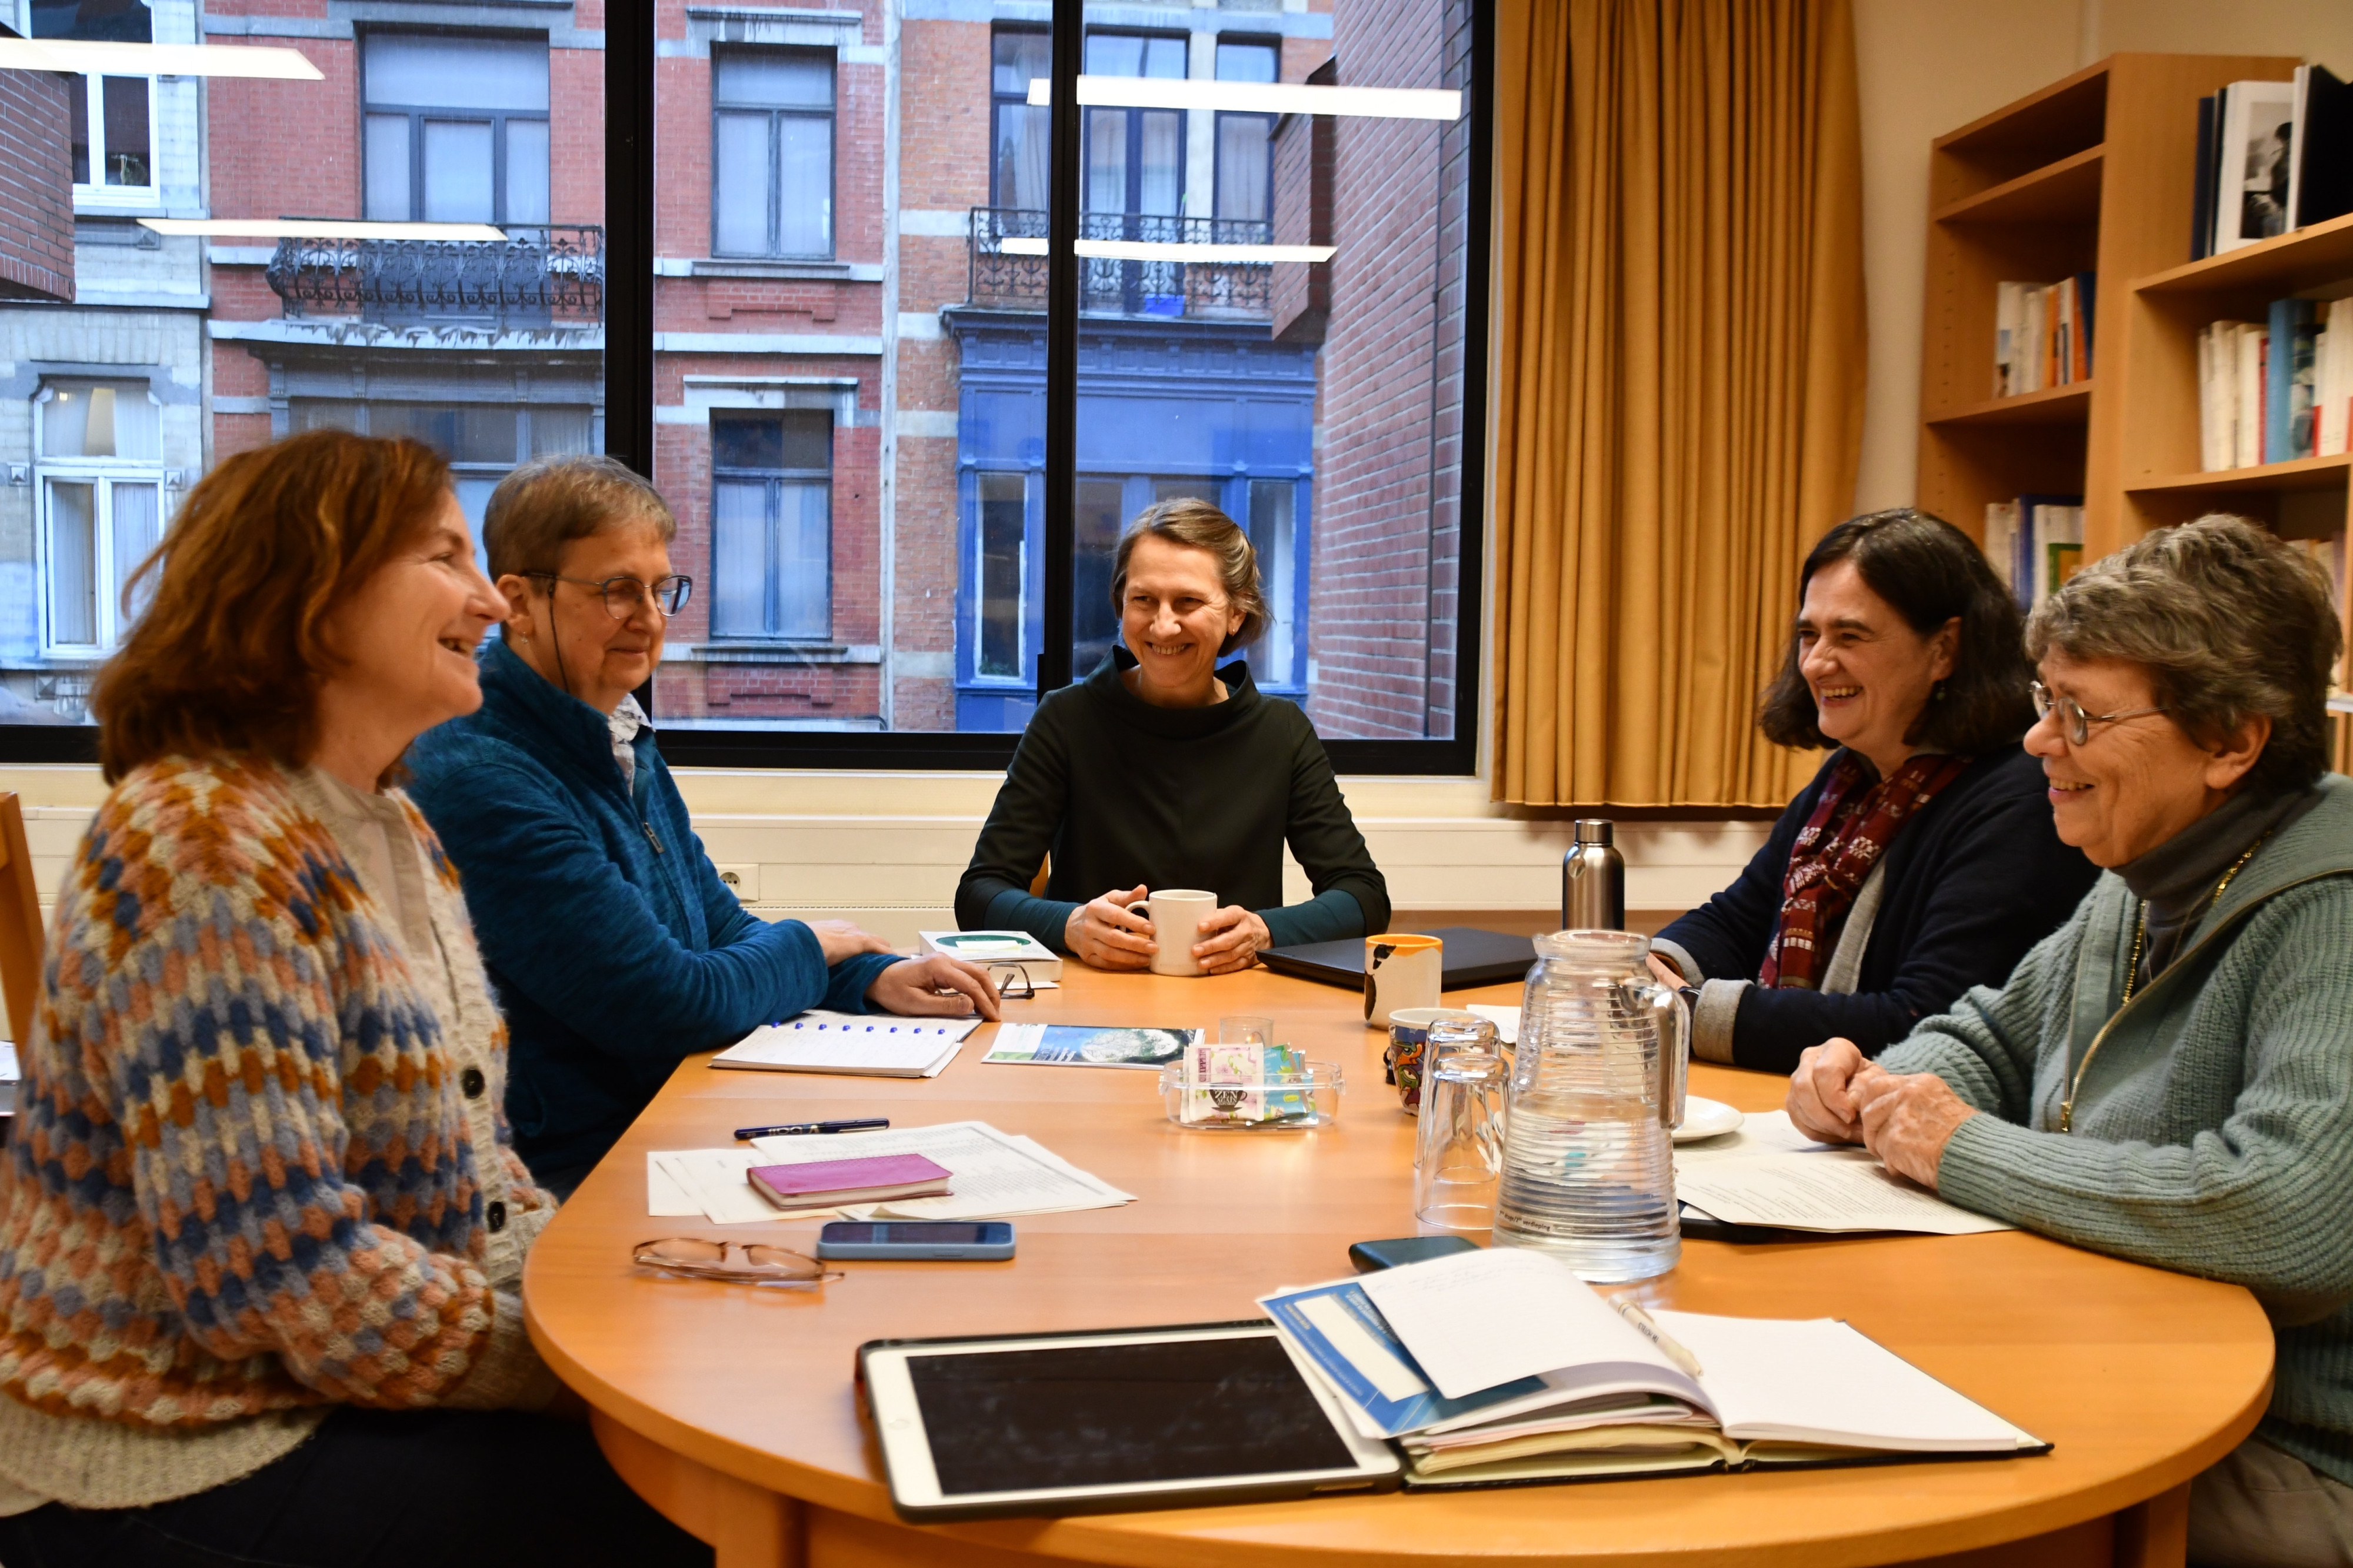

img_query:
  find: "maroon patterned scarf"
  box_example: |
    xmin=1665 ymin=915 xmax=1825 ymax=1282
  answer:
xmin=1759 ymin=750 xmax=1972 ymax=990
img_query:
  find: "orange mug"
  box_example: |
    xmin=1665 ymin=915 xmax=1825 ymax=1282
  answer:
xmin=1364 ymin=933 xmax=1443 ymax=1025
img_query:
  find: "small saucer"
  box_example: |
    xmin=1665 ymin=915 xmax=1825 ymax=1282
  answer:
xmin=1671 ymin=1096 xmax=1744 ymax=1143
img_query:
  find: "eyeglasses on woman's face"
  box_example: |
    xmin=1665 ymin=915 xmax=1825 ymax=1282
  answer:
xmin=531 ymin=571 xmax=694 ymax=620
xmin=2029 ymin=679 xmax=2169 ymax=746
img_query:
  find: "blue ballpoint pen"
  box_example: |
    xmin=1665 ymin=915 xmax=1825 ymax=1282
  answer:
xmin=733 ymin=1117 xmax=890 ymax=1140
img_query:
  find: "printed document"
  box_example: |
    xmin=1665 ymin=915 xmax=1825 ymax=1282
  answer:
xmin=751 ymin=1119 xmax=1134 ymax=1220
xmin=1674 ymin=1148 xmax=2013 ymax=1235
xmin=649 ymin=1148 xmax=844 ymax=1225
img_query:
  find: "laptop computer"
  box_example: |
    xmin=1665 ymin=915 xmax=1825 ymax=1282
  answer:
xmin=1259 ymin=926 xmax=1539 ymax=991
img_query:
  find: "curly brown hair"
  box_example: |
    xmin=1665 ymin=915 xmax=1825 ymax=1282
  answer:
xmin=91 ymin=429 xmax=455 ymax=783
xmin=2028 ymin=513 xmax=2339 ymax=798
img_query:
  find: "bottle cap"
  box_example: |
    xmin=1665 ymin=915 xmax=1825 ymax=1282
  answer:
xmin=1572 ymin=819 xmax=1615 ymax=845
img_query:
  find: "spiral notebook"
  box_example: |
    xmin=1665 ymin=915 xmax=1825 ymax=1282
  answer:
xmin=709 ymin=1012 xmax=982 ymax=1078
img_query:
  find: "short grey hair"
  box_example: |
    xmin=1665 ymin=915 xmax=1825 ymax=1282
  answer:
xmin=2026 ymin=513 xmax=2339 ymax=796
xmin=482 ymin=454 xmax=676 ymax=581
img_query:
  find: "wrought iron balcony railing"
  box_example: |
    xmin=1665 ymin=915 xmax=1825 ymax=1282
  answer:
xmin=267 ymin=223 xmax=604 ymax=330
xmin=969 ymin=209 xmax=1273 ymax=321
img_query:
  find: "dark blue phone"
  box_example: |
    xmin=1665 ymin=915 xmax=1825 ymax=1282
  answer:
xmin=1347 ymin=1235 xmax=1481 ymax=1273
xmin=816 ymin=1221 xmax=1015 ymax=1261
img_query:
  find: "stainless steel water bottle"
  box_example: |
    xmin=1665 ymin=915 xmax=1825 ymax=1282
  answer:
xmin=1560 ymin=819 xmax=1625 ymax=930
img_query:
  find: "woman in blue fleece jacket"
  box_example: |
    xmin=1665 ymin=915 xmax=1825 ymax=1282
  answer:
xmin=408 ymin=457 xmax=996 ymax=1194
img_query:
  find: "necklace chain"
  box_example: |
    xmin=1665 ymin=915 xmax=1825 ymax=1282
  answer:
xmin=2059 ymin=831 xmax=2271 ymax=1135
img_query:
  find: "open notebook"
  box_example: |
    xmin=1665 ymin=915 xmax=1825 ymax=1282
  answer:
xmin=1263 ymin=1248 xmax=2046 ymax=1490
xmin=709 ymin=1012 xmax=982 ymax=1078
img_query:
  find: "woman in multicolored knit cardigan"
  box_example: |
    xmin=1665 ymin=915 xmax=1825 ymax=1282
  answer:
xmin=0 ymin=432 xmax=707 ymax=1567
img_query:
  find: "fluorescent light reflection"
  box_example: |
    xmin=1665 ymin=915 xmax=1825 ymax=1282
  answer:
xmin=999 ymin=237 xmax=1336 ymax=263
xmin=0 ymin=39 xmax=323 ymax=78
xmin=1025 ymin=76 xmax=1461 ymax=120
xmin=140 ymin=219 xmax=509 ymax=241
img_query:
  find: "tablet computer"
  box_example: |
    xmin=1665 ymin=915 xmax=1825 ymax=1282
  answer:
xmin=857 ymin=1320 xmax=1401 ymax=1521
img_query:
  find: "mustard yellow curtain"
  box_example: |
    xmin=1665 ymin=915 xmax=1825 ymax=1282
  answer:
xmin=1492 ymin=0 xmax=1865 ymax=808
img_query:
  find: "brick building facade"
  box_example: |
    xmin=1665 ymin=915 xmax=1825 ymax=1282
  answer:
xmin=0 ymin=0 xmax=1470 ymax=740
xmin=0 ymin=0 xmax=207 ymax=721
xmin=0 ymin=65 xmax=74 ymax=305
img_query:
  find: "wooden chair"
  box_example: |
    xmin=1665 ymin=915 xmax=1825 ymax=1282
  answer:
xmin=0 ymin=795 xmax=38 ymax=1059
xmin=1028 ymin=853 xmax=1050 ymax=899
xmin=0 ymin=793 xmax=36 ymax=1167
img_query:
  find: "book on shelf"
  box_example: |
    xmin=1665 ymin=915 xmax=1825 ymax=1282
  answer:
xmin=2324 ymin=299 xmax=2353 ymax=459
xmin=2291 ymin=64 xmax=2353 ymax=232
xmin=2268 ymin=299 xmax=2321 ymax=466
xmin=1983 ymin=496 xmax=2082 ymax=609
xmin=2195 ymin=71 xmax=2351 ymax=260
xmin=2199 ymin=299 xmax=2353 ymax=471
xmin=2286 ymin=534 xmax=2348 ymax=610
xmin=2208 ymin=79 xmax=2298 ymax=256
xmin=1991 ymin=275 xmax=2093 ymax=398
xmin=1982 ymin=502 xmax=2019 ymax=595
xmin=2192 ymin=93 xmax=2219 ymax=261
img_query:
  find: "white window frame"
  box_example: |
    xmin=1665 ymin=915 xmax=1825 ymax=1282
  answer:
xmin=69 ymin=71 xmax=161 ymax=208
xmin=34 ymin=385 xmax=168 ymax=656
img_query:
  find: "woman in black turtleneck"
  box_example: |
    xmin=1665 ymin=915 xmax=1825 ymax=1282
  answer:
xmin=955 ymin=498 xmax=1388 ymax=973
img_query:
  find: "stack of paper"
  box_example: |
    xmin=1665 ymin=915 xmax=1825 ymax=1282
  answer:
xmin=647 ymin=1120 xmax=1134 ymax=1225
xmin=710 ymin=1011 xmax=979 ymax=1078
xmin=1673 ymin=1110 xmax=2012 ymax=1236
xmin=1261 ymin=1247 xmax=2044 ymax=1490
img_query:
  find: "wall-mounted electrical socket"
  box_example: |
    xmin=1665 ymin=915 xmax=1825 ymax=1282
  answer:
xmin=714 ymin=864 xmax=761 ymax=902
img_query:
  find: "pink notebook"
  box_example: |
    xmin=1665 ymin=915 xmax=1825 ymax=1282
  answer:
xmin=747 ymin=1152 xmax=954 ymax=1207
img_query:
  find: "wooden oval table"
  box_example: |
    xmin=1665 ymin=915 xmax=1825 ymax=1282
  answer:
xmin=524 ymin=965 xmax=2273 ymax=1568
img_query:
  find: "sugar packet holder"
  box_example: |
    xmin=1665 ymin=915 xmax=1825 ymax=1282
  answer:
xmin=1162 ymin=1043 xmax=1343 ymax=1131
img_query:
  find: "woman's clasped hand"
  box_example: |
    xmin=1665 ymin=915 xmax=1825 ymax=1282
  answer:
xmin=1787 ymin=1037 xmax=1978 ymax=1192
xmin=1064 ymin=885 xmax=1273 ymax=975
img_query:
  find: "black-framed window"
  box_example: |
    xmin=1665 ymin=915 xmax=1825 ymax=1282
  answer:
xmin=712 ymin=48 xmax=834 ymax=259
xmin=0 ymin=0 xmax=1488 ymax=774
xmin=1212 ymin=39 xmax=1277 ymax=223
xmin=974 ymin=471 xmax=1031 ymax=681
xmin=289 ymin=399 xmax=594 ymax=566
xmin=1082 ymin=32 xmax=1186 ymax=218
xmin=989 ymin=29 xmax=1051 ymax=212
xmin=709 ymin=412 xmax=832 ymax=642
xmin=37 ymin=0 xmax=156 ymax=199
xmin=362 ymin=32 xmax=551 ymax=225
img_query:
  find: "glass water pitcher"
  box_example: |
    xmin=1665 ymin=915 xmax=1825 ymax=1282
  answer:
xmin=1492 ymin=929 xmax=1686 ymax=1282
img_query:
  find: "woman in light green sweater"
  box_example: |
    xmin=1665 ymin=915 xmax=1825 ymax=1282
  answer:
xmin=1787 ymin=515 xmax=2353 ymax=1567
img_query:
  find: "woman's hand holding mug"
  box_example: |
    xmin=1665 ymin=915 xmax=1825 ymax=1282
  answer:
xmin=1066 ymin=885 xmax=1156 ymax=970
xmin=1191 ymin=906 xmax=1272 ymax=974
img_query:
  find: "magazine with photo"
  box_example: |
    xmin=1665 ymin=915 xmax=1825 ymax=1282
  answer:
xmin=982 ymin=1023 xmax=1202 ymax=1070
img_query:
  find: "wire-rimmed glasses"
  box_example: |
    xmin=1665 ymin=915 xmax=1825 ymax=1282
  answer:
xmin=986 ymin=963 xmax=1036 ymax=1000
xmin=632 ymin=1237 xmax=842 ymax=1288
xmin=530 ymin=572 xmax=694 ymax=620
xmin=2029 ymin=679 xmax=2168 ymax=746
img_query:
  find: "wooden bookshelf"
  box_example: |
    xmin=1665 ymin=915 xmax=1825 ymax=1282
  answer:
xmin=1918 ymin=52 xmax=2353 ymax=765
xmin=1915 ymin=53 xmax=2298 ymax=550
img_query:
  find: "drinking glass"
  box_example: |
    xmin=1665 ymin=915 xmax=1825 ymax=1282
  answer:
xmin=1413 ymin=1050 xmax=1508 ymax=1232
xmin=1218 ymin=1015 xmax=1276 ymax=1045
xmin=1425 ymin=1015 xmax=1499 ymax=1064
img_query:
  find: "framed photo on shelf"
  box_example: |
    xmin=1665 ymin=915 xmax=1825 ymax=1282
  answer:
xmin=2216 ymin=79 xmax=2298 ymax=255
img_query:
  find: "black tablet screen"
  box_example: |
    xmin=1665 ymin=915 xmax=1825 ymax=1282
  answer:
xmin=905 ymin=1334 xmax=1358 ymax=1494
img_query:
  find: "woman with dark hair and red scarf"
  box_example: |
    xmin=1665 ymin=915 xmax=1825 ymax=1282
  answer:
xmin=1649 ymin=509 xmax=2098 ymax=1075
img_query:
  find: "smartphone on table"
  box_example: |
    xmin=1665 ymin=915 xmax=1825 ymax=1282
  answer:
xmin=816 ymin=1220 xmax=1016 ymax=1261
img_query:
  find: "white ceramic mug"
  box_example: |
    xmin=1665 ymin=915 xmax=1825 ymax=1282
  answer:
xmin=1126 ymin=889 xmax=1218 ymax=977
xmin=1364 ymin=933 xmax=1444 ymax=1025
